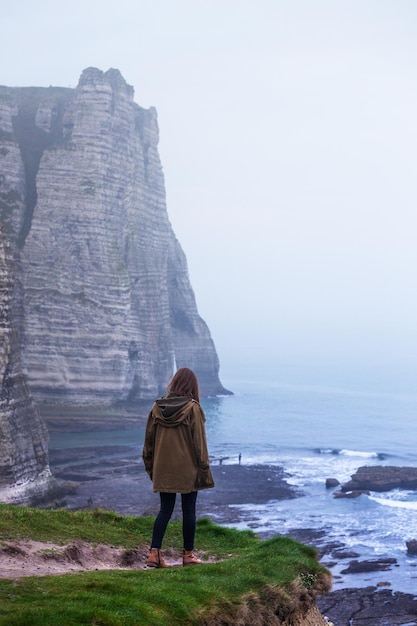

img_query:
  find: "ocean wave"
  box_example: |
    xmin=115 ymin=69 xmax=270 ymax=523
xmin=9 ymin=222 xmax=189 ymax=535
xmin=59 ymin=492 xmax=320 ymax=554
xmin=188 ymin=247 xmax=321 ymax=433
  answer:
xmin=340 ymin=449 xmax=381 ymax=458
xmin=369 ymin=495 xmax=417 ymax=510
xmin=314 ymin=448 xmax=389 ymax=460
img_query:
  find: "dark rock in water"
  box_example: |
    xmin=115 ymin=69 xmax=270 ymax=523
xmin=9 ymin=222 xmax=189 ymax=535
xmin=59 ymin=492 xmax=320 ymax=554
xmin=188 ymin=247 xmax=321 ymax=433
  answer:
xmin=339 ymin=465 xmax=417 ymax=493
xmin=200 ymin=464 xmax=300 ymax=506
xmin=330 ymin=549 xmax=360 ymax=559
xmin=317 ymin=587 xmax=417 ymax=626
xmin=406 ymin=539 xmax=417 ymax=555
xmin=340 ymin=557 xmax=397 ymax=574
xmin=333 ymin=489 xmax=370 ymax=498
xmin=325 ymin=477 xmax=340 ymax=488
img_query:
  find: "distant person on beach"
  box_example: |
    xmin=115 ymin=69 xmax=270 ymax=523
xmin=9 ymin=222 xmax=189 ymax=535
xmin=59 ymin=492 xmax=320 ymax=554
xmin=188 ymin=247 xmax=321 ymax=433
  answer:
xmin=142 ymin=367 xmax=214 ymax=568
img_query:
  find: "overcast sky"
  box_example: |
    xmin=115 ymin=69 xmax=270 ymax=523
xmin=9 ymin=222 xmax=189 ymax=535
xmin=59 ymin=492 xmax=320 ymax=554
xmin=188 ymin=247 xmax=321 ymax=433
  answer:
xmin=3 ymin=1 xmax=417 ymax=392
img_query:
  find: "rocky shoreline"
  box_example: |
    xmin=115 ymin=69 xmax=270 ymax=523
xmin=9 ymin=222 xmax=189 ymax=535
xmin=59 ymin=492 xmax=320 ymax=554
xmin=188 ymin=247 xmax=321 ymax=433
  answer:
xmin=48 ymin=446 xmax=417 ymax=625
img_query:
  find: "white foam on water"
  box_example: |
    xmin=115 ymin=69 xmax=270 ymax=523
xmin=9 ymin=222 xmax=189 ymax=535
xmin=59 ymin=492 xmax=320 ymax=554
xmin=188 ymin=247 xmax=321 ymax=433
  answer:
xmin=369 ymin=495 xmax=417 ymax=510
xmin=339 ymin=449 xmax=379 ymax=458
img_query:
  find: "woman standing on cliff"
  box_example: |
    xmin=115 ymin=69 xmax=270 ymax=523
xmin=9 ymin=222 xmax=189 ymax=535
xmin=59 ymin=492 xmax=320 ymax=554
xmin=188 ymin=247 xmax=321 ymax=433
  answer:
xmin=142 ymin=367 xmax=214 ymax=568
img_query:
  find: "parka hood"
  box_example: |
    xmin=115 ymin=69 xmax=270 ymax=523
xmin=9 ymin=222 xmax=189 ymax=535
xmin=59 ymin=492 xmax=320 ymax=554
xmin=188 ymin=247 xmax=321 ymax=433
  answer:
xmin=152 ymin=394 xmax=196 ymax=427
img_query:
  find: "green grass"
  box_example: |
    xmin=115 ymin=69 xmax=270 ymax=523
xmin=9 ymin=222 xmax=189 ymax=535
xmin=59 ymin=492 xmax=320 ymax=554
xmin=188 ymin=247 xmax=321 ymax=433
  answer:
xmin=0 ymin=505 xmax=330 ymax=625
xmin=0 ymin=506 xmax=250 ymax=555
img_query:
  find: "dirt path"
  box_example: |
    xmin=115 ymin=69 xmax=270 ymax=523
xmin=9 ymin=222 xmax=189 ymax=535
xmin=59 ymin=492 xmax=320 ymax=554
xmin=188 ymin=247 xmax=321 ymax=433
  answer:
xmin=0 ymin=540 xmax=210 ymax=578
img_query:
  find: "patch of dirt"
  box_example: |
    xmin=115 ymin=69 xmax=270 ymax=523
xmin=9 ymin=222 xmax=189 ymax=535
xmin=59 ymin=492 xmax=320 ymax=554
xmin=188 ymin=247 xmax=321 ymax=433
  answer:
xmin=0 ymin=540 xmax=209 ymax=578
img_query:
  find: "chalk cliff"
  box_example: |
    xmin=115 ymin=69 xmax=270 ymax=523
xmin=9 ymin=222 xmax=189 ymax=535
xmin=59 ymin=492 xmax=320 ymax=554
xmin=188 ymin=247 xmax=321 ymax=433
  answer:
xmin=0 ymin=221 xmax=56 ymax=503
xmin=0 ymin=67 xmax=228 ymax=406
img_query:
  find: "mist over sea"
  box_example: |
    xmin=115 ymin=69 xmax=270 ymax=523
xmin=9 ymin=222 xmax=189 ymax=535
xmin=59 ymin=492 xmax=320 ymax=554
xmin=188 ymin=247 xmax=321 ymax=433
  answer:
xmin=204 ymin=378 xmax=417 ymax=594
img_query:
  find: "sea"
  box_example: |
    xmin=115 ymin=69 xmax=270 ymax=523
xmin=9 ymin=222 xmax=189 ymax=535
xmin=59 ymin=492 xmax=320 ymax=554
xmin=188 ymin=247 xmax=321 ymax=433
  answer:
xmin=203 ymin=378 xmax=417 ymax=595
xmin=50 ymin=377 xmax=417 ymax=594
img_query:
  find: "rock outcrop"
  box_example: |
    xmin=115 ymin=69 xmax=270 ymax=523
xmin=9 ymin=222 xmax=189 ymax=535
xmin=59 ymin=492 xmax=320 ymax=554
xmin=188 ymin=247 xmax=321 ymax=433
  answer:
xmin=338 ymin=466 xmax=417 ymax=494
xmin=0 ymin=67 xmax=229 ymax=406
xmin=340 ymin=557 xmax=397 ymax=574
xmin=406 ymin=539 xmax=417 ymax=555
xmin=317 ymin=587 xmax=417 ymax=626
xmin=0 ymin=221 xmax=56 ymax=504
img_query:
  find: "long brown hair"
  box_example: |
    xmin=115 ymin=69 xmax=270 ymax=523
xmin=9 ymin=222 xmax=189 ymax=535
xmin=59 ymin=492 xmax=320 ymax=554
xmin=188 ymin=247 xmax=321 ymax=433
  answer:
xmin=167 ymin=367 xmax=200 ymax=402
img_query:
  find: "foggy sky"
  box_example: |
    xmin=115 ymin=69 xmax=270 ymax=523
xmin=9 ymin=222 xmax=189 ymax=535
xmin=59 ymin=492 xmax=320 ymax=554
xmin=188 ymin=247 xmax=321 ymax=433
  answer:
xmin=3 ymin=1 xmax=417 ymax=392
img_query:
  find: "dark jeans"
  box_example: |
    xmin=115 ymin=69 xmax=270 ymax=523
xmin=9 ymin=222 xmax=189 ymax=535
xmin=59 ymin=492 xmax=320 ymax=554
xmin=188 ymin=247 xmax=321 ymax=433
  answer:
xmin=151 ymin=491 xmax=198 ymax=551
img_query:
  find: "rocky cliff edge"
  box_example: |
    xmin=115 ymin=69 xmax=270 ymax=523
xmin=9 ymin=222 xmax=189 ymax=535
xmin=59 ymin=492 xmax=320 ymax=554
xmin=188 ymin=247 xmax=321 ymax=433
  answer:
xmin=0 ymin=67 xmax=230 ymax=407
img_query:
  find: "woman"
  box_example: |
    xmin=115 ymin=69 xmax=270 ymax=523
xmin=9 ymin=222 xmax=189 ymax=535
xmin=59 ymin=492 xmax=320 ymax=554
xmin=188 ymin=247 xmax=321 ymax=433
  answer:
xmin=142 ymin=367 xmax=214 ymax=568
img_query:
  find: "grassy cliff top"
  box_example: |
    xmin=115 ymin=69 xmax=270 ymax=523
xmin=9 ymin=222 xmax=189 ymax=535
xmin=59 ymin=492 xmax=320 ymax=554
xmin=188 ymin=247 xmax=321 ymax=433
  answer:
xmin=0 ymin=504 xmax=331 ymax=625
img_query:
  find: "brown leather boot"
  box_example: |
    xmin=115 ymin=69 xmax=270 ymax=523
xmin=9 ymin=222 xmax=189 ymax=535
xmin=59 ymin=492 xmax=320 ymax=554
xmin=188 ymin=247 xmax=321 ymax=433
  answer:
xmin=183 ymin=549 xmax=202 ymax=566
xmin=146 ymin=548 xmax=169 ymax=568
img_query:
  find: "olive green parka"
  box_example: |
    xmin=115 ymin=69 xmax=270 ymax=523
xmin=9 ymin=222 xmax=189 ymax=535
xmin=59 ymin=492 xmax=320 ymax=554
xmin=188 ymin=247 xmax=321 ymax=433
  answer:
xmin=142 ymin=394 xmax=214 ymax=493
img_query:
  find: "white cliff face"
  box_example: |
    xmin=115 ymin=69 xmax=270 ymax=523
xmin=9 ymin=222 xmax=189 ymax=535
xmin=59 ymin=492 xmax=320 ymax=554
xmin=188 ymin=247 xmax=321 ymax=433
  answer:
xmin=0 ymin=222 xmax=56 ymax=504
xmin=0 ymin=67 xmax=229 ymax=406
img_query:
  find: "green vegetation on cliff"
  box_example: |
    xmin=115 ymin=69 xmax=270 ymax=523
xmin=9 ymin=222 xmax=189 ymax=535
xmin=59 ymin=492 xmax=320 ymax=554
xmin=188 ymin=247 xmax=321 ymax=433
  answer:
xmin=0 ymin=505 xmax=330 ymax=625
